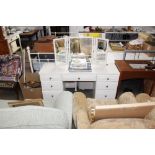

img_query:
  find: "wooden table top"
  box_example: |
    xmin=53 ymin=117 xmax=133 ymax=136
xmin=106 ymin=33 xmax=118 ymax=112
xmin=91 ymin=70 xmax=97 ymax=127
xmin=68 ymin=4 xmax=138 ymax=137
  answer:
xmin=20 ymin=29 xmax=39 ymax=37
xmin=115 ymin=60 xmax=155 ymax=80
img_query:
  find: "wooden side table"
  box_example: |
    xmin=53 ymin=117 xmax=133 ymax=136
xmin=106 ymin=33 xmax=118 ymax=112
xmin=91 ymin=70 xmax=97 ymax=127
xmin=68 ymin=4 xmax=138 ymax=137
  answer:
xmin=20 ymin=29 xmax=41 ymax=48
xmin=115 ymin=60 xmax=155 ymax=96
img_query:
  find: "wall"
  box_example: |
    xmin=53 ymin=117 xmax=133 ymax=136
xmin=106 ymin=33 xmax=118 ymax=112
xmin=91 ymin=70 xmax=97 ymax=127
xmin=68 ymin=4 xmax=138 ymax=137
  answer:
xmin=12 ymin=26 xmax=43 ymax=32
xmin=69 ymin=26 xmax=84 ymax=36
xmin=69 ymin=26 xmax=155 ymax=34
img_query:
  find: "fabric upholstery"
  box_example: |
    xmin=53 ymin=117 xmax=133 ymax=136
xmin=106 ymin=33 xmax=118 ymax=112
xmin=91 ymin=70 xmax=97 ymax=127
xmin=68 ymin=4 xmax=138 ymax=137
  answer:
xmin=76 ymin=109 xmax=90 ymax=129
xmin=145 ymin=108 xmax=155 ymax=121
xmin=53 ymin=91 xmax=73 ymax=129
xmin=73 ymin=92 xmax=87 ymax=127
xmin=73 ymin=92 xmax=155 ymax=129
xmin=0 ymin=54 xmax=22 ymax=82
xmin=0 ymin=91 xmax=73 ymax=129
xmin=87 ymin=98 xmax=118 ymax=108
xmin=0 ymin=106 xmax=68 ymax=129
xmin=118 ymin=92 xmax=137 ymax=104
xmin=136 ymin=93 xmax=151 ymax=103
xmin=90 ymin=118 xmax=155 ymax=129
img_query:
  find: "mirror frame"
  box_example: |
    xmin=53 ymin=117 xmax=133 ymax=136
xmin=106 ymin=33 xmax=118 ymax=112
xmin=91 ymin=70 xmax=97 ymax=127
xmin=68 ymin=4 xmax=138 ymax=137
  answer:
xmin=53 ymin=37 xmax=69 ymax=64
xmin=93 ymin=38 xmax=109 ymax=62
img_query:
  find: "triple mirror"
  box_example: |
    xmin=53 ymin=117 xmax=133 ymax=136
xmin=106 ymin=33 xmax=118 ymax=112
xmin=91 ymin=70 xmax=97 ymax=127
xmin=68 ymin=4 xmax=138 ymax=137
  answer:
xmin=53 ymin=37 xmax=108 ymax=63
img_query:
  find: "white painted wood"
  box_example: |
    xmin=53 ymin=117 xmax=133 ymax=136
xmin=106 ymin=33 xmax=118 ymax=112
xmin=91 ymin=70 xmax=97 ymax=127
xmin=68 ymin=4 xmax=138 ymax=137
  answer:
xmin=39 ymin=62 xmax=120 ymax=100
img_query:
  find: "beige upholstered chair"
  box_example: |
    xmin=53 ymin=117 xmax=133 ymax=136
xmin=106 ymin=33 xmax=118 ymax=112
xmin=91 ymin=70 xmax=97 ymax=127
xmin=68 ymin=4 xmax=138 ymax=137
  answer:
xmin=73 ymin=92 xmax=155 ymax=129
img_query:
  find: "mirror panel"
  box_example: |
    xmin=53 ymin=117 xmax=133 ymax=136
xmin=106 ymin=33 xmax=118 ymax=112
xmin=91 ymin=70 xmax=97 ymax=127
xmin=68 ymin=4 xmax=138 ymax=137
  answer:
xmin=94 ymin=39 xmax=108 ymax=61
xmin=69 ymin=37 xmax=93 ymax=58
xmin=54 ymin=38 xmax=68 ymax=63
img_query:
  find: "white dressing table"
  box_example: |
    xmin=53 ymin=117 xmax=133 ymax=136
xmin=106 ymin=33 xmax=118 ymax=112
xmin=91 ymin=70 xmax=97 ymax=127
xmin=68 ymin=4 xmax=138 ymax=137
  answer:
xmin=39 ymin=62 xmax=120 ymax=102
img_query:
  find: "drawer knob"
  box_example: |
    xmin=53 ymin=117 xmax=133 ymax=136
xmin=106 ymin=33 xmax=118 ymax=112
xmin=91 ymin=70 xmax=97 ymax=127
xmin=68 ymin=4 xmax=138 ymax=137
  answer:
xmin=105 ymin=95 xmax=107 ymax=98
xmin=106 ymin=85 xmax=108 ymax=88
xmin=51 ymin=95 xmax=54 ymax=98
xmin=107 ymin=78 xmax=109 ymax=80
xmin=78 ymin=77 xmax=80 ymax=80
xmin=51 ymin=85 xmax=53 ymax=88
xmin=49 ymin=77 xmax=52 ymax=80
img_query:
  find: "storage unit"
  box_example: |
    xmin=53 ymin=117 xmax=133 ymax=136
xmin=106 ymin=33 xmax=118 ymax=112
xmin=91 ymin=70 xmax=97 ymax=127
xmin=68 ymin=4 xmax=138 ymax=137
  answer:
xmin=95 ymin=74 xmax=119 ymax=99
xmin=40 ymin=73 xmax=63 ymax=103
xmin=39 ymin=63 xmax=120 ymax=100
xmin=0 ymin=27 xmax=22 ymax=55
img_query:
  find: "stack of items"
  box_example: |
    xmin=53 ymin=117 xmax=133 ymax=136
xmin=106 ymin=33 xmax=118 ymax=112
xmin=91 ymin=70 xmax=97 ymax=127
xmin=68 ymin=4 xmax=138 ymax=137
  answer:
xmin=126 ymin=39 xmax=144 ymax=50
xmin=109 ymin=42 xmax=125 ymax=51
xmin=69 ymin=58 xmax=92 ymax=72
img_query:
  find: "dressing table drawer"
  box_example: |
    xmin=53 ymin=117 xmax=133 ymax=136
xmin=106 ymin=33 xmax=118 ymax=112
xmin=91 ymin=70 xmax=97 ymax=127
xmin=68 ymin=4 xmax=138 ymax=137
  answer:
xmin=40 ymin=74 xmax=61 ymax=81
xmin=97 ymin=75 xmax=119 ymax=82
xmin=95 ymin=90 xmax=116 ymax=99
xmin=41 ymin=81 xmax=63 ymax=91
xmin=42 ymin=91 xmax=62 ymax=102
xmin=62 ymin=74 xmax=96 ymax=81
xmin=96 ymin=82 xmax=118 ymax=90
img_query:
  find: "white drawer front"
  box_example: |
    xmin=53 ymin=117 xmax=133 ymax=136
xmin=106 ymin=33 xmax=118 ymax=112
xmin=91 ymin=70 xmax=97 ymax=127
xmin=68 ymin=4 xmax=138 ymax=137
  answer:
xmin=95 ymin=90 xmax=116 ymax=99
xmin=97 ymin=75 xmax=119 ymax=82
xmin=62 ymin=74 xmax=96 ymax=81
xmin=42 ymin=91 xmax=62 ymax=102
xmin=41 ymin=81 xmax=63 ymax=91
xmin=40 ymin=74 xmax=61 ymax=81
xmin=96 ymin=82 xmax=118 ymax=90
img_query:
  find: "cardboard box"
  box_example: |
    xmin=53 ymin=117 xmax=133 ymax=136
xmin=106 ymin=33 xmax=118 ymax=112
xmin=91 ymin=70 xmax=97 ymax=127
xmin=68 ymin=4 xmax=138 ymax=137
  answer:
xmin=19 ymin=73 xmax=43 ymax=99
xmin=143 ymin=42 xmax=155 ymax=57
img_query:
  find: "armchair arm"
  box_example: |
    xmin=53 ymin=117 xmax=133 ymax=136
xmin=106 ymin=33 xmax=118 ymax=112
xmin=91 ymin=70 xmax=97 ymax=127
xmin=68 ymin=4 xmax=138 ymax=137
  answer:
xmin=76 ymin=109 xmax=90 ymax=129
xmin=54 ymin=91 xmax=73 ymax=129
xmin=0 ymin=106 xmax=69 ymax=129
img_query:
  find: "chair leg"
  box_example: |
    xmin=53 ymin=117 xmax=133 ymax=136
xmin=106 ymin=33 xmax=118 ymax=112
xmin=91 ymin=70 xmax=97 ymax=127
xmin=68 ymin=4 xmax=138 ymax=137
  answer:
xmin=15 ymin=82 xmax=20 ymax=100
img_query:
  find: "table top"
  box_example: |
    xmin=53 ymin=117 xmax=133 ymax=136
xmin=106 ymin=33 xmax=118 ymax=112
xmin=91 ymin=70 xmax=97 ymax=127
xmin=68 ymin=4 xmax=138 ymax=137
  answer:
xmin=39 ymin=62 xmax=120 ymax=75
xmin=115 ymin=60 xmax=155 ymax=80
xmin=20 ymin=29 xmax=39 ymax=37
xmin=115 ymin=60 xmax=153 ymax=71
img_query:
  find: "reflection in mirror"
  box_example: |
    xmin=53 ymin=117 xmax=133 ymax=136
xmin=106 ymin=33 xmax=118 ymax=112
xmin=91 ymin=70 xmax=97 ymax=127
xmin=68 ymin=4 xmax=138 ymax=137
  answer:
xmin=70 ymin=38 xmax=93 ymax=58
xmin=54 ymin=38 xmax=67 ymax=63
xmin=97 ymin=39 xmax=107 ymax=51
xmin=55 ymin=39 xmax=65 ymax=53
xmin=95 ymin=39 xmax=108 ymax=61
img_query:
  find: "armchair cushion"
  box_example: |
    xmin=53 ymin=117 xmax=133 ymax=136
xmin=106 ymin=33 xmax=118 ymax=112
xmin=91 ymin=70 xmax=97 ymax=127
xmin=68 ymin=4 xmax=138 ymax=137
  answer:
xmin=118 ymin=92 xmax=137 ymax=104
xmin=136 ymin=93 xmax=151 ymax=103
xmin=145 ymin=108 xmax=155 ymax=121
xmin=90 ymin=118 xmax=155 ymax=129
xmin=88 ymin=102 xmax=155 ymax=123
